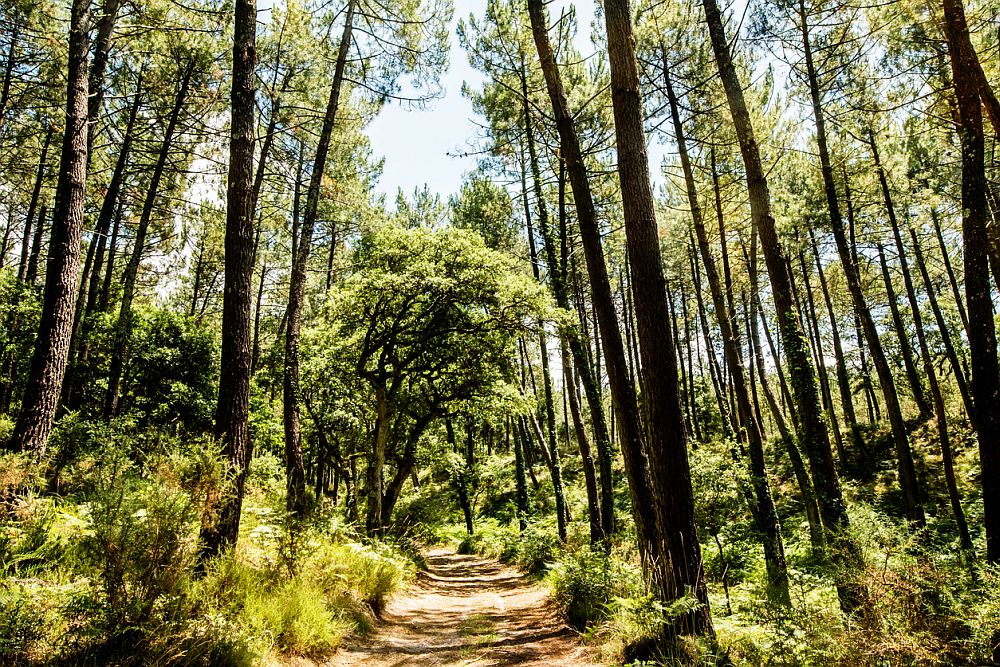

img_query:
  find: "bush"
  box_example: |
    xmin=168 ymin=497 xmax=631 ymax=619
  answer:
xmin=0 ymin=588 xmax=44 ymax=665
xmin=244 ymin=577 xmax=349 ymax=657
xmin=548 ymin=547 xmax=643 ymax=631
xmin=79 ymin=476 xmax=197 ymax=637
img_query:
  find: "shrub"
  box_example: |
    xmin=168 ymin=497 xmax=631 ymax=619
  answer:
xmin=548 ymin=547 xmax=643 ymax=631
xmin=0 ymin=587 xmax=44 ymax=665
xmin=78 ymin=477 xmax=197 ymax=637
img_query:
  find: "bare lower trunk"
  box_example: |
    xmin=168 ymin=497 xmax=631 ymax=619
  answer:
xmin=9 ymin=0 xmax=90 ymax=456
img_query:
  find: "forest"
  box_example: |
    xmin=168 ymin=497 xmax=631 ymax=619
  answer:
xmin=0 ymin=0 xmax=998 ymax=663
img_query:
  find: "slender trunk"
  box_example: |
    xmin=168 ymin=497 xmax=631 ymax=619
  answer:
xmin=0 ymin=23 xmax=20 ymax=138
xmin=68 ymin=83 xmax=142 ymax=405
xmin=564 ymin=340 xmax=604 ymax=544
xmin=796 ymin=0 xmax=924 ymax=526
xmin=869 ymin=132 xmax=932 ymax=418
xmin=526 ymin=0 xmax=656 ymax=567
xmin=843 ymin=173 xmax=880 ymax=425
xmin=366 ymin=383 xmax=389 ymax=535
xmin=809 ymin=228 xmax=861 ymax=454
xmin=104 ymin=63 xmax=193 ymax=418
xmin=25 ymin=205 xmax=46 ymax=286
xmin=98 ymin=201 xmax=122 ymax=312
xmin=930 ymin=207 xmax=970 ymax=335
xmin=284 ymin=0 xmax=355 ymax=519
xmin=86 ymin=0 xmax=122 ymax=153
xmin=798 ymin=250 xmax=847 ymax=469
xmin=747 ymin=282 xmax=826 ymax=551
xmin=9 ymin=0 xmax=90 ymax=455
xmin=941 ymin=0 xmax=1000 ymax=561
xmin=664 ymin=60 xmax=788 ymax=603
xmin=18 ymin=128 xmax=53 ymax=283
xmin=513 ymin=417 xmax=529 ymax=531
xmin=251 ymin=257 xmax=267 ymax=376
xmin=198 ymin=0 xmax=257 ymax=560
xmin=909 ymin=226 xmax=976 ymax=425
xmin=704 ymin=0 xmax=863 ymax=611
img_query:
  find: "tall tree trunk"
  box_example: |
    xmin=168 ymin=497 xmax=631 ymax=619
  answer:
xmin=512 ymin=417 xmax=529 ymax=532
xmin=906 ymin=235 xmax=973 ymax=556
xmin=795 ymin=0 xmax=924 ymax=526
xmin=746 ymin=263 xmax=826 ymax=552
xmin=104 ymin=62 xmax=193 ymax=418
xmin=909 ymin=226 xmax=976 ymax=425
xmin=66 ymin=83 xmax=143 ymax=406
xmin=703 ymin=0 xmax=863 ymax=612
xmin=284 ymin=0 xmax=355 ymax=519
xmin=942 ymin=0 xmax=1000 ymax=568
xmin=18 ymin=127 xmax=52 ymax=283
xmin=808 ymin=228 xmax=861 ymax=454
xmin=797 ymin=251 xmax=846 ymax=466
xmin=564 ymin=340 xmax=603 ymax=544
xmin=8 ymin=0 xmax=90 ymax=455
xmin=86 ymin=0 xmax=122 ymax=152
xmin=365 ymin=383 xmax=390 ymax=534
xmin=25 ymin=205 xmax=45 ymax=286
xmin=604 ymin=0 xmax=712 ymax=636
xmin=663 ymin=60 xmax=789 ymax=604
xmin=198 ymin=0 xmax=257 ymax=560
xmin=868 ymin=132 xmax=932 ymax=419
xmin=843 ymin=170 xmax=880 ymax=425
xmin=930 ymin=207 xmax=970 ymax=335
xmin=98 ymin=201 xmax=122 ymax=312
xmin=526 ymin=0 xmax=655 ymax=563
xmin=518 ymin=59 xmax=579 ymax=542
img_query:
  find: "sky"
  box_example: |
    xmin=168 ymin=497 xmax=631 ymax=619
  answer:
xmin=367 ymin=0 xmax=600 ymax=202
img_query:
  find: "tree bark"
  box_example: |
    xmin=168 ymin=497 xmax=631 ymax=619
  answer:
xmin=795 ymin=0 xmax=924 ymax=526
xmin=198 ymin=0 xmax=257 ymax=560
xmin=9 ymin=0 xmax=90 ymax=456
xmin=868 ymin=132 xmax=932 ymax=419
xmin=663 ymin=60 xmax=789 ymax=604
xmin=808 ymin=228 xmax=861 ymax=455
xmin=942 ymin=0 xmax=1000 ymax=565
xmin=284 ymin=0 xmax=355 ymax=519
xmin=18 ymin=127 xmax=52 ymax=283
xmin=526 ymin=0 xmax=655 ymax=561
xmin=703 ymin=0 xmax=863 ymax=611
xmin=604 ymin=0 xmax=712 ymax=635
xmin=104 ymin=62 xmax=193 ymax=418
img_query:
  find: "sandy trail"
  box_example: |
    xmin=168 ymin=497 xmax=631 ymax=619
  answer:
xmin=326 ymin=548 xmax=601 ymax=667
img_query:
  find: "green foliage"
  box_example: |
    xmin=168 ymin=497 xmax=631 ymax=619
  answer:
xmin=79 ymin=476 xmax=198 ymax=636
xmin=0 ymin=587 xmax=45 ymax=665
xmin=547 ymin=546 xmax=644 ymax=631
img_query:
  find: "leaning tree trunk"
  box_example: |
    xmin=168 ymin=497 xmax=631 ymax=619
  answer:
xmin=17 ymin=127 xmax=52 ymax=283
xmin=284 ymin=0 xmax=355 ymax=519
xmin=942 ymin=0 xmax=1000 ymax=571
xmin=198 ymin=0 xmax=257 ymax=560
xmin=808 ymin=228 xmax=861 ymax=455
xmin=9 ymin=0 xmax=90 ymax=456
xmin=703 ymin=0 xmax=863 ymax=612
xmin=604 ymin=0 xmax=712 ymax=636
xmin=796 ymin=0 xmax=925 ymax=527
xmin=67 ymin=83 xmax=142 ymax=407
xmin=905 ymin=226 xmax=973 ymax=551
xmin=103 ymin=63 xmax=193 ymax=418
xmin=526 ymin=0 xmax=654 ymax=557
xmin=663 ymin=60 xmax=789 ymax=605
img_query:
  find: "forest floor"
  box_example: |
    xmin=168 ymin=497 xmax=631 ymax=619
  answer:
xmin=318 ymin=548 xmax=600 ymax=667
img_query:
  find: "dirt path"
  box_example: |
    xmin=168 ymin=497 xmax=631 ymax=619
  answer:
xmin=326 ymin=548 xmax=601 ymax=666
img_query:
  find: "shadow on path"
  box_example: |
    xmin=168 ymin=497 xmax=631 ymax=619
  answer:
xmin=325 ymin=548 xmax=599 ymax=666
